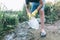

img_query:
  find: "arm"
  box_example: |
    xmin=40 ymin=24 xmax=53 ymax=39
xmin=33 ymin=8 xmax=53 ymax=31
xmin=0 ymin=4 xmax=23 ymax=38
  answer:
xmin=25 ymin=5 xmax=32 ymax=19
xmin=26 ymin=4 xmax=31 ymax=13
xmin=32 ymin=0 xmax=43 ymax=16
xmin=37 ymin=0 xmax=43 ymax=11
xmin=26 ymin=4 xmax=32 ymax=19
xmin=25 ymin=0 xmax=32 ymax=19
xmin=25 ymin=0 xmax=31 ymax=13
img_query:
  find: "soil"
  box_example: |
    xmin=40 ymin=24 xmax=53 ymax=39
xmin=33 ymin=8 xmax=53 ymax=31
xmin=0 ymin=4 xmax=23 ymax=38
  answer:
xmin=28 ymin=20 xmax=60 ymax=40
xmin=3 ymin=20 xmax=60 ymax=40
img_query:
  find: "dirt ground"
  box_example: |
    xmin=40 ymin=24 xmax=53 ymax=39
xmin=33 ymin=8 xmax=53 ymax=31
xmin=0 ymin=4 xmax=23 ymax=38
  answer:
xmin=29 ymin=20 xmax=60 ymax=40
xmin=3 ymin=20 xmax=60 ymax=40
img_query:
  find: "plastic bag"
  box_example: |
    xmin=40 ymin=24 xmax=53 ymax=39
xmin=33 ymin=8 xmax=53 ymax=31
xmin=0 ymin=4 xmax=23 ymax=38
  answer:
xmin=28 ymin=17 xmax=39 ymax=29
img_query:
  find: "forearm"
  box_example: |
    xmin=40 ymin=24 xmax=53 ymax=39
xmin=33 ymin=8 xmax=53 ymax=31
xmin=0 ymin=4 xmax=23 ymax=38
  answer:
xmin=26 ymin=8 xmax=31 ymax=13
xmin=37 ymin=0 xmax=43 ymax=11
xmin=37 ymin=4 xmax=43 ymax=11
xmin=26 ymin=5 xmax=31 ymax=19
xmin=26 ymin=5 xmax=31 ymax=13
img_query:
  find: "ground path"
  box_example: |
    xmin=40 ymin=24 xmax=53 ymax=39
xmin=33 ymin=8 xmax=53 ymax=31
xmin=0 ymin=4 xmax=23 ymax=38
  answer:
xmin=4 ymin=20 xmax=60 ymax=40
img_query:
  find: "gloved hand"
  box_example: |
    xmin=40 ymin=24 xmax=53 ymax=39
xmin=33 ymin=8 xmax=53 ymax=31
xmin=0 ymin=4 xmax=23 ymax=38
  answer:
xmin=32 ymin=9 xmax=38 ymax=17
xmin=27 ymin=13 xmax=32 ymax=19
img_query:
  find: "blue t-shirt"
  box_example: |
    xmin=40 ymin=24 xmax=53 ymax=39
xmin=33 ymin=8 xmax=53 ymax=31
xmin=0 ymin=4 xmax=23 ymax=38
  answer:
xmin=26 ymin=0 xmax=40 ymax=4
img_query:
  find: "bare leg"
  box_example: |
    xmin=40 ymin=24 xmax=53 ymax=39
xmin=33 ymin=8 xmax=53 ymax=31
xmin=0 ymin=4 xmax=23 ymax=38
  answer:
xmin=40 ymin=9 xmax=45 ymax=31
xmin=39 ymin=9 xmax=46 ymax=37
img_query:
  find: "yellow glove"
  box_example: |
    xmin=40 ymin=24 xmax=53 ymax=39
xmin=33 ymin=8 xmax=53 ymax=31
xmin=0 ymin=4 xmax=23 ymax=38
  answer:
xmin=27 ymin=13 xmax=32 ymax=19
xmin=32 ymin=9 xmax=38 ymax=17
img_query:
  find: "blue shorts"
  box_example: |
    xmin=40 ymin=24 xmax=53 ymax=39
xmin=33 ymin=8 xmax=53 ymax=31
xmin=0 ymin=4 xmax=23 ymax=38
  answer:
xmin=30 ymin=0 xmax=45 ymax=12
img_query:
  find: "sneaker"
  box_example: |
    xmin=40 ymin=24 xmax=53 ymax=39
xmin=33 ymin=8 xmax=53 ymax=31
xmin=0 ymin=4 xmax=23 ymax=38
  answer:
xmin=40 ymin=30 xmax=46 ymax=37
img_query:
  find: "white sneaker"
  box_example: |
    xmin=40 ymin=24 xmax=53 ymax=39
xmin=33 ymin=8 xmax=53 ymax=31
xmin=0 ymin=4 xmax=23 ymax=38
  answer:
xmin=40 ymin=30 xmax=46 ymax=37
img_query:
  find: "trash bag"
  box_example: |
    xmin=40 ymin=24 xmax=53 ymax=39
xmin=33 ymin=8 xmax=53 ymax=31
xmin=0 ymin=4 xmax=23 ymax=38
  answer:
xmin=28 ymin=17 xmax=39 ymax=29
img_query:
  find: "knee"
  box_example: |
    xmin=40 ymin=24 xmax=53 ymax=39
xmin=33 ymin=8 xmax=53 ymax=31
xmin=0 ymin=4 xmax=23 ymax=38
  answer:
xmin=39 ymin=9 xmax=44 ymax=15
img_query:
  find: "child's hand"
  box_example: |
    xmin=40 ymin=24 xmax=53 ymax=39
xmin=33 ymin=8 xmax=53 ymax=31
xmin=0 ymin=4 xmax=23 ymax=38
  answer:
xmin=32 ymin=9 xmax=38 ymax=17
